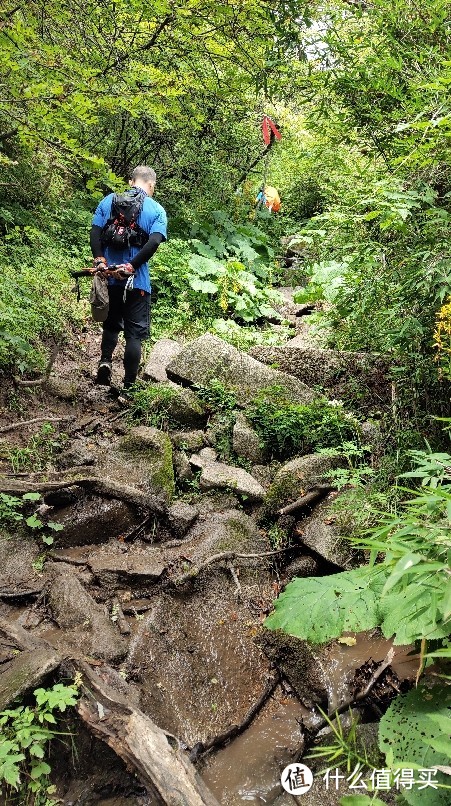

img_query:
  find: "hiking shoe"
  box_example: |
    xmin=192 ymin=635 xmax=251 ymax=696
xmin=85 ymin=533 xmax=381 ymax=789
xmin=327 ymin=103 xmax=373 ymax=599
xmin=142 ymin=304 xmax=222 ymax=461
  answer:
xmin=96 ymin=361 xmax=112 ymax=386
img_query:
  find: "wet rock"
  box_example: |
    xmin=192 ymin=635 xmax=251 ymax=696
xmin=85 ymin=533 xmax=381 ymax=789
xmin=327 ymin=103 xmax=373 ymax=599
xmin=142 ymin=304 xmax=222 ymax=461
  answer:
xmin=265 ymin=454 xmax=336 ymax=513
xmin=249 ymin=344 xmax=392 ymax=414
xmin=183 ymin=508 xmax=268 ymax=563
xmin=133 ymin=576 xmax=273 ymax=747
xmin=0 ymin=533 xmax=44 ymax=596
xmin=47 ymin=572 xmax=127 ymax=661
xmin=87 ymin=542 xmax=166 ymax=583
xmin=142 ymin=338 xmax=182 ymax=382
xmin=0 ymin=646 xmax=62 ymax=711
xmin=300 ymin=499 xmax=358 ymax=569
xmin=232 ymin=412 xmax=265 ymax=464
xmin=166 ymin=500 xmax=199 ymax=537
xmin=119 ymin=426 xmax=175 ymax=502
xmin=190 ymin=452 xmax=266 ymax=502
xmin=171 ymin=430 xmax=208 ymax=452
xmin=52 ymin=496 xmax=140 ymax=548
xmin=173 ymin=450 xmax=194 ymax=483
xmin=257 ymin=628 xmax=330 ymax=708
xmin=166 ymin=333 xmax=316 ymax=406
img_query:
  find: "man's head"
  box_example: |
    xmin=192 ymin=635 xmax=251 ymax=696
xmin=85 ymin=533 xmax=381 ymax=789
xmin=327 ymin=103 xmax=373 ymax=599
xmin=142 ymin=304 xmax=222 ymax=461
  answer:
xmin=130 ymin=165 xmax=156 ymax=197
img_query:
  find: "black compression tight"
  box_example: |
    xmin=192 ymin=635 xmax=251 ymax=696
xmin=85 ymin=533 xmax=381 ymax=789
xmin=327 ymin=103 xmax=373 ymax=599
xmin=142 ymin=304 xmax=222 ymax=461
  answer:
xmin=101 ymin=329 xmax=141 ymax=385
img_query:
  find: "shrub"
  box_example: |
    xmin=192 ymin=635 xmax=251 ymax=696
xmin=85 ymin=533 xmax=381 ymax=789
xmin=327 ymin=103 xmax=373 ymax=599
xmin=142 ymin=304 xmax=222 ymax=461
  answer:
xmin=246 ymin=388 xmax=360 ymax=459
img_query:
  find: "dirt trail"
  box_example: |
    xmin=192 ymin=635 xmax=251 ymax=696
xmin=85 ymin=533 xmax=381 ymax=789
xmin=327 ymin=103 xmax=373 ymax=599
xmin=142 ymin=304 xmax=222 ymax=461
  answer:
xmin=0 ymin=298 xmax=408 ymax=805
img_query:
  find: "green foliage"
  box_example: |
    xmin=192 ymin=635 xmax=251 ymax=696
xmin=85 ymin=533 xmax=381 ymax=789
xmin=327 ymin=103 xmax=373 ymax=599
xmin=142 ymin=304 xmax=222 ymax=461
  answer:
xmin=378 ymin=684 xmax=451 ymax=805
xmin=195 ymin=378 xmax=237 ymax=413
xmin=0 ymin=193 xmax=89 ymax=373
xmin=265 ymin=567 xmax=387 ymax=642
xmin=0 ymin=682 xmax=79 ymax=802
xmin=0 ymin=491 xmax=62 ymax=547
xmin=8 ymin=424 xmax=68 ymax=474
xmin=127 ymin=382 xmax=177 ymax=429
xmin=246 ymin=389 xmax=360 ymax=460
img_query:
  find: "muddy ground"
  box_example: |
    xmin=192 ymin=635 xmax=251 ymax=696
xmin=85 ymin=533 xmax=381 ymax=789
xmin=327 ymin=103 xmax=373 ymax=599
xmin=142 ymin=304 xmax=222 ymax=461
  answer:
xmin=0 ymin=303 xmax=413 ymax=805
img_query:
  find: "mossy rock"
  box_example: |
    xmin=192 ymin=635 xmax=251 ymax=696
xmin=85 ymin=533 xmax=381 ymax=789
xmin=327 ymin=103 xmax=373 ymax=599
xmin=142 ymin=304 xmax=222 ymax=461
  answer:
xmin=119 ymin=426 xmax=175 ymax=502
xmin=264 ymin=453 xmax=337 ymax=514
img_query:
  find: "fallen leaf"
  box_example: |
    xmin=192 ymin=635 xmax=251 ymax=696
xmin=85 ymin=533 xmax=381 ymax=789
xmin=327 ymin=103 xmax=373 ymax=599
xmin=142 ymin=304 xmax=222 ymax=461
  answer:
xmin=338 ymin=636 xmax=357 ymax=646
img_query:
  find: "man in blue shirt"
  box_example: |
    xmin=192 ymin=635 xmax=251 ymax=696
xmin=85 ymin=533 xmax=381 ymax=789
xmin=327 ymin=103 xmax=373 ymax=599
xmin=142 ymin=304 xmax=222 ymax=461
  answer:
xmin=90 ymin=165 xmax=167 ymax=388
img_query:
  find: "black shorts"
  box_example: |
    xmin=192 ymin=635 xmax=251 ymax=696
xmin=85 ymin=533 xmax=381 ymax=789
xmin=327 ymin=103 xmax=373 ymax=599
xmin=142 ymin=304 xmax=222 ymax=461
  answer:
xmin=103 ymin=286 xmax=150 ymax=341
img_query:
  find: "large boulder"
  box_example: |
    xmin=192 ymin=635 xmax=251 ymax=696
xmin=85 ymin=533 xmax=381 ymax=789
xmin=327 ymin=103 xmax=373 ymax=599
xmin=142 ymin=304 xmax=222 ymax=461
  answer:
xmin=166 ymin=333 xmax=316 ymax=406
xmin=142 ymin=338 xmax=182 ymax=382
xmin=46 ymin=572 xmax=127 ymax=661
xmin=50 ymin=496 xmax=140 ymax=548
xmin=118 ymin=426 xmax=175 ymax=502
xmin=249 ymin=344 xmax=392 ymax=414
xmin=265 ymin=454 xmax=336 ymax=513
xmin=190 ymin=451 xmax=266 ymax=502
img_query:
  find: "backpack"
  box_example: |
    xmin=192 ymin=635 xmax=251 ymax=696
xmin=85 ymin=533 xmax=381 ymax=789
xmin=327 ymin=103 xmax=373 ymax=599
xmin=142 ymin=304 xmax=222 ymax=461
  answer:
xmin=90 ymin=272 xmax=109 ymax=322
xmin=101 ymin=188 xmax=147 ymax=249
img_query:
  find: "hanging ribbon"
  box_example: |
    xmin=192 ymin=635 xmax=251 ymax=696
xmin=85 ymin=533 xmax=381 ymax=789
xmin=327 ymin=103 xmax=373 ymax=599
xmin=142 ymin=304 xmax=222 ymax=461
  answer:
xmin=261 ymin=116 xmax=281 ymax=145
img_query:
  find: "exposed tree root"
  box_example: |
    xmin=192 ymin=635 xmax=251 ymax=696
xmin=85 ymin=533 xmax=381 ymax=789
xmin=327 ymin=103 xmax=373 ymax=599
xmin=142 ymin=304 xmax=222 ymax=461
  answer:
xmin=14 ymin=343 xmax=61 ymax=387
xmin=278 ymin=484 xmax=334 ymax=517
xmin=72 ymin=660 xmax=220 ymax=806
xmin=0 ymin=415 xmax=74 ymax=434
xmin=170 ymin=547 xmax=295 ymax=585
xmin=0 ymin=471 xmax=166 ymax=514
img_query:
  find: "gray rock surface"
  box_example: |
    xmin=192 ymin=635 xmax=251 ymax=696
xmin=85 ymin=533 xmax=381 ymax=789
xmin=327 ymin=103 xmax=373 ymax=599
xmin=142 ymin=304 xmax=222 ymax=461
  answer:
xmin=166 ymin=333 xmax=316 ymax=406
xmin=46 ymin=572 xmax=127 ymax=661
xmin=160 ymin=381 xmax=207 ymax=428
xmin=183 ymin=507 xmax=267 ymax=563
xmin=300 ymin=499 xmax=358 ymax=569
xmin=190 ymin=452 xmax=266 ymax=501
xmin=265 ymin=454 xmax=336 ymax=513
xmin=142 ymin=338 xmax=182 ymax=381
xmin=249 ymin=344 xmax=392 ymax=413
xmin=171 ymin=430 xmax=208 ymax=452
xmin=173 ymin=450 xmax=194 ymax=483
xmin=166 ymin=500 xmax=199 ymax=537
xmin=232 ymin=412 xmax=265 ymax=463
xmin=0 ymin=646 xmax=62 ymax=711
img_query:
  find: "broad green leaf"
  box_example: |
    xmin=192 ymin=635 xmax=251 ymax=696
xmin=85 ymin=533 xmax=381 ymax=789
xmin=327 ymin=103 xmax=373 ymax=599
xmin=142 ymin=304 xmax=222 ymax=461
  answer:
xmin=380 ymin=578 xmax=450 ymax=644
xmin=47 ymin=522 xmax=63 ymax=532
xmin=25 ymin=515 xmax=43 ymax=530
xmin=378 ymin=685 xmax=451 ymax=806
xmin=265 ymin=567 xmax=387 ymax=643
xmin=22 ymin=492 xmax=41 ymax=501
xmin=188 ymin=278 xmax=219 ymax=294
